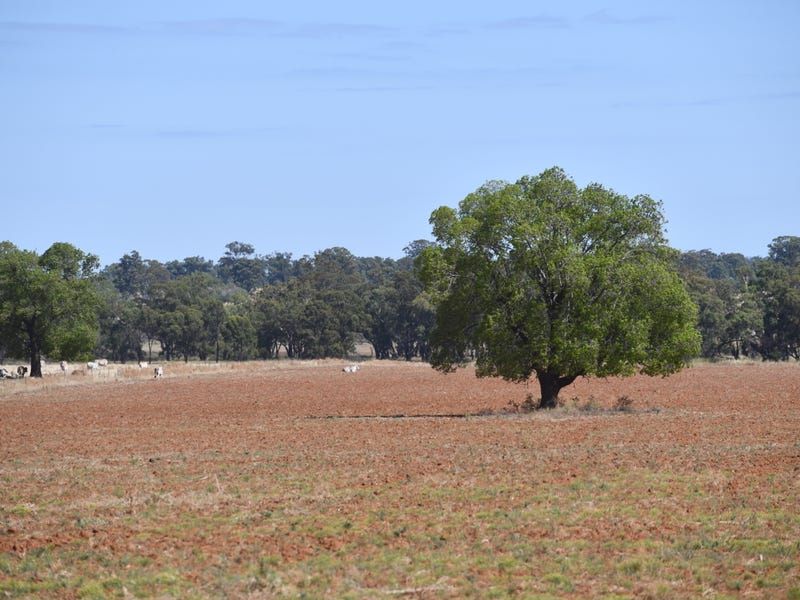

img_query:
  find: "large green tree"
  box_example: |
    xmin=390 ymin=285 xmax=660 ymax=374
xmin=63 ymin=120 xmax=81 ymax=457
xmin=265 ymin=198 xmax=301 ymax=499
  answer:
xmin=417 ymin=167 xmax=700 ymax=408
xmin=0 ymin=242 xmax=100 ymax=377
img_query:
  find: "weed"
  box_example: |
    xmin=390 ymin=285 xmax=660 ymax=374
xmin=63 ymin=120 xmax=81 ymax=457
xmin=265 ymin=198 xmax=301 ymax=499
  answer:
xmin=543 ymin=572 xmax=574 ymax=592
xmin=507 ymin=393 xmax=540 ymax=412
xmin=613 ymin=395 xmax=635 ymax=412
xmin=618 ymin=558 xmax=642 ymax=575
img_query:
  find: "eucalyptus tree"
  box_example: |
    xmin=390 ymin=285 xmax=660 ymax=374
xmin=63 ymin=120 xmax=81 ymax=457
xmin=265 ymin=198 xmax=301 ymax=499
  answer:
xmin=0 ymin=242 xmax=100 ymax=376
xmin=417 ymin=167 xmax=700 ymax=408
xmin=758 ymin=236 xmax=800 ymax=360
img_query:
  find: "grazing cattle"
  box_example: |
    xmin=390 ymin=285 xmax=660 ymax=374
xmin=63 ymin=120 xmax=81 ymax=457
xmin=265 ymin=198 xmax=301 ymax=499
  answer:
xmin=153 ymin=366 xmax=163 ymax=379
xmin=86 ymin=361 xmax=98 ymax=370
xmin=60 ymin=361 xmax=68 ymax=373
xmin=138 ymin=361 xmax=148 ymax=369
xmin=0 ymin=367 xmax=13 ymax=379
xmin=17 ymin=366 xmax=27 ymax=378
xmin=342 ymin=364 xmax=361 ymax=373
xmin=96 ymin=359 xmax=109 ymax=367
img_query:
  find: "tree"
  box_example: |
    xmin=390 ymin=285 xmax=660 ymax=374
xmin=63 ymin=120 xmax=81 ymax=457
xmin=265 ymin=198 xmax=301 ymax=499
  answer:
xmin=94 ymin=279 xmax=143 ymax=362
xmin=417 ymin=167 xmax=700 ymax=408
xmin=148 ymin=273 xmax=224 ymax=362
xmin=678 ymin=251 xmax=762 ymax=359
xmin=253 ymin=248 xmax=365 ymax=359
xmin=165 ymin=255 xmax=215 ymax=278
xmin=217 ymin=242 xmax=267 ymax=291
xmin=757 ymin=236 xmax=800 ymax=360
xmin=0 ymin=242 xmax=100 ymax=377
xmin=105 ymin=251 xmax=171 ymax=302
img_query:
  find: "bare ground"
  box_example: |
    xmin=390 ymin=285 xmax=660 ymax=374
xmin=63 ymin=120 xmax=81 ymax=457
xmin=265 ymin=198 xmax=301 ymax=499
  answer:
xmin=1 ymin=361 xmax=798 ymax=598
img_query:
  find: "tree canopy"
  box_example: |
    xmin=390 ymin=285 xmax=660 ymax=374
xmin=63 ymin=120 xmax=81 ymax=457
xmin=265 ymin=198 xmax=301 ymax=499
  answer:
xmin=417 ymin=167 xmax=701 ymax=407
xmin=0 ymin=242 xmax=100 ymax=376
xmin=757 ymin=236 xmax=800 ymax=360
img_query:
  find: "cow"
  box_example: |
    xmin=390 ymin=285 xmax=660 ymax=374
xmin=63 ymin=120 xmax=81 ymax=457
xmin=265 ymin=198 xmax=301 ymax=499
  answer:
xmin=153 ymin=366 xmax=163 ymax=379
xmin=96 ymin=359 xmax=109 ymax=367
xmin=342 ymin=364 xmax=361 ymax=373
xmin=60 ymin=361 xmax=68 ymax=373
xmin=17 ymin=366 xmax=27 ymax=378
xmin=138 ymin=361 xmax=148 ymax=369
xmin=0 ymin=367 xmax=13 ymax=379
xmin=86 ymin=361 xmax=99 ymax=370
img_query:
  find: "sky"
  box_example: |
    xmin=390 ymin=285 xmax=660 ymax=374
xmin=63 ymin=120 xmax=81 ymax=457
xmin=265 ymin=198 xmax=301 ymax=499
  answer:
xmin=1 ymin=0 xmax=798 ymax=265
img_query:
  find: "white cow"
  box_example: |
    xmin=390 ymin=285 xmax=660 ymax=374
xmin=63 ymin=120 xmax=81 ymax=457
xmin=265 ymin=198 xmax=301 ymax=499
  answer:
xmin=60 ymin=361 xmax=68 ymax=373
xmin=86 ymin=361 xmax=99 ymax=370
xmin=342 ymin=364 xmax=361 ymax=373
xmin=96 ymin=359 xmax=109 ymax=367
xmin=153 ymin=366 xmax=163 ymax=379
xmin=138 ymin=361 xmax=148 ymax=369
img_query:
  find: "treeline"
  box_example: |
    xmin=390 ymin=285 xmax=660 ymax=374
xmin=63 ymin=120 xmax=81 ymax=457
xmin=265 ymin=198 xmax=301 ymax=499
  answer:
xmin=1 ymin=236 xmax=799 ymax=368
xmin=94 ymin=241 xmax=435 ymax=363
xmin=677 ymin=236 xmax=800 ymax=361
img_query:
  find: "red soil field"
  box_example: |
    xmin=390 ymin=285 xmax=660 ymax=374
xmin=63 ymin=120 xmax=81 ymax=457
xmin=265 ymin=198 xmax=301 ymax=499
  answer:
xmin=1 ymin=361 xmax=798 ymax=597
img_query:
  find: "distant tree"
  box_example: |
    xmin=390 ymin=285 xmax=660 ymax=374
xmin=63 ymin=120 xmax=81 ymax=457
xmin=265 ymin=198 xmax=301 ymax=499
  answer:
xmin=757 ymin=236 xmax=800 ymax=360
xmin=148 ymin=273 xmax=224 ymax=361
xmin=106 ymin=250 xmax=171 ymax=301
xmin=217 ymin=242 xmax=267 ymax=291
xmin=221 ymin=294 xmax=257 ymax=360
xmin=392 ymin=270 xmax=435 ymax=361
xmin=94 ymin=280 xmax=143 ymax=362
xmin=417 ymin=167 xmax=701 ymax=407
xmin=678 ymin=251 xmax=762 ymax=359
xmin=363 ymin=284 xmax=398 ymax=359
xmin=305 ymin=248 xmax=364 ymax=357
xmin=254 ymin=248 xmax=365 ymax=359
xmin=165 ymin=256 xmax=215 ymax=278
xmin=264 ymin=252 xmax=296 ymax=284
xmin=0 ymin=242 xmax=100 ymax=376
xmin=398 ymin=239 xmax=434 ymax=270
xmin=254 ymin=280 xmax=303 ymax=358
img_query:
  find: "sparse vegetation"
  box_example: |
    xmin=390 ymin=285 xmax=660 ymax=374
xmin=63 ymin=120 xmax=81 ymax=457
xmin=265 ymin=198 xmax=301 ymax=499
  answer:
xmin=1 ymin=361 xmax=798 ymax=597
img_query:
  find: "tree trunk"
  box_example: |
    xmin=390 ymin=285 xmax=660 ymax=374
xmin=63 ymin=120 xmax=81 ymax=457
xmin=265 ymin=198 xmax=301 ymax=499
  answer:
xmin=30 ymin=350 xmax=42 ymax=377
xmin=26 ymin=321 xmax=43 ymax=378
xmin=537 ymin=372 xmax=578 ymax=409
xmin=538 ymin=372 xmax=560 ymax=409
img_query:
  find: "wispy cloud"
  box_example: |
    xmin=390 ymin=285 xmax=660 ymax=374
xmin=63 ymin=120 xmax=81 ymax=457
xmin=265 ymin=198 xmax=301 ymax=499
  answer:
xmin=333 ymin=85 xmax=434 ymax=93
xmin=285 ymin=66 xmax=378 ymax=79
xmin=285 ymin=22 xmax=395 ymax=38
xmin=0 ymin=18 xmax=394 ymax=39
xmin=612 ymin=90 xmax=800 ymax=109
xmin=583 ymin=10 xmax=669 ymax=26
xmin=156 ymin=129 xmax=226 ymax=138
xmin=0 ymin=20 xmax=129 ymax=34
xmin=484 ymin=11 xmax=668 ymax=31
xmin=425 ymin=24 xmax=471 ymax=37
xmin=327 ymin=51 xmax=412 ymax=63
xmin=88 ymin=125 xmax=281 ymax=138
xmin=156 ymin=18 xmax=281 ymax=35
xmin=487 ymin=15 xmax=570 ymax=30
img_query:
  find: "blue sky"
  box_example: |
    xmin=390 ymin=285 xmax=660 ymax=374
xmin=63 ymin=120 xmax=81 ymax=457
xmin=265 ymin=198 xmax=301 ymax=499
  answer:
xmin=1 ymin=1 xmax=798 ymax=264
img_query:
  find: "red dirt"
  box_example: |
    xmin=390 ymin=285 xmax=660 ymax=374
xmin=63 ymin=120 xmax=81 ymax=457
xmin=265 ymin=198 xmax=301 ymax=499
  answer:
xmin=1 ymin=361 xmax=798 ymax=597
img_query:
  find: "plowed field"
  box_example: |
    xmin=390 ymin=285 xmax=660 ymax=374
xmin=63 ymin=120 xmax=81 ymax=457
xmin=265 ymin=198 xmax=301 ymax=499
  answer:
xmin=1 ymin=361 xmax=799 ymax=598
